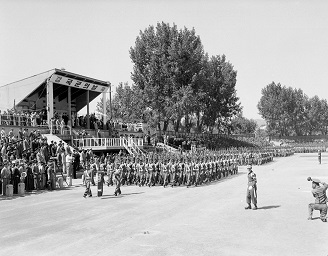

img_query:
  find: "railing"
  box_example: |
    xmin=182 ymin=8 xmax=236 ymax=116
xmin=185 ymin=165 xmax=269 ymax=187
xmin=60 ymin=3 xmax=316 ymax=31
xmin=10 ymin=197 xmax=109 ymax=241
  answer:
xmin=73 ymin=137 xmax=144 ymax=150
xmin=49 ymin=123 xmax=72 ymax=135
xmin=0 ymin=113 xmax=48 ymax=127
xmin=0 ymin=114 xmax=48 ymax=128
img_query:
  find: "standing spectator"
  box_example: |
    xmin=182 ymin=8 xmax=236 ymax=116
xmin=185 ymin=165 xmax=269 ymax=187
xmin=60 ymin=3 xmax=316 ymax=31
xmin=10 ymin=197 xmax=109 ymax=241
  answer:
xmin=32 ymin=161 xmax=40 ymax=190
xmin=60 ymin=119 xmax=65 ymax=135
xmin=73 ymin=150 xmax=80 ymax=179
xmin=90 ymin=164 xmax=96 ymax=186
xmin=1 ymin=127 xmax=6 ymax=140
xmin=36 ymin=150 xmax=46 ymax=189
xmin=18 ymin=127 xmax=23 ymax=140
xmin=65 ymin=152 xmax=73 ymax=178
xmin=25 ymin=161 xmax=34 ymax=191
xmin=80 ymin=149 xmax=86 ymax=168
xmin=12 ymin=160 xmax=21 ymax=194
xmin=1 ymin=143 xmax=7 ymax=162
xmin=1 ymin=160 xmax=11 ymax=195
xmin=56 ymin=118 xmax=60 ymax=134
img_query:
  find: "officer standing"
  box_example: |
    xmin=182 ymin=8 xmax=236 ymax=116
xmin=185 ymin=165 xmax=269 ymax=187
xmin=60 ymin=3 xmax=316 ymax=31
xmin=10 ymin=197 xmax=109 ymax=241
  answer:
xmin=245 ymin=165 xmax=258 ymax=210
xmin=318 ymin=150 xmax=321 ymax=164
xmin=307 ymin=177 xmax=327 ymax=222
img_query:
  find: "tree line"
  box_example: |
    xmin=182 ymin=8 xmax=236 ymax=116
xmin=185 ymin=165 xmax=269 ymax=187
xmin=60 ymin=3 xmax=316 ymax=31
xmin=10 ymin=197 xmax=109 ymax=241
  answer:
xmin=258 ymin=82 xmax=328 ymax=136
xmin=97 ymin=22 xmax=258 ymax=134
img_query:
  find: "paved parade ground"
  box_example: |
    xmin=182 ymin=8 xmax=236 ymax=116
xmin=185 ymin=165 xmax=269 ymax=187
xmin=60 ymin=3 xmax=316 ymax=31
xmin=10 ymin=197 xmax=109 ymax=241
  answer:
xmin=0 ymin=153 xmax=327 ymax=256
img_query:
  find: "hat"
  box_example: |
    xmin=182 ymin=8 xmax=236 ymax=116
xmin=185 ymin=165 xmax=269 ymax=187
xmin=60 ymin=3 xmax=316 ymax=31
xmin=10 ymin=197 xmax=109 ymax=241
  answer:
xmin=312 ymin=178 xmax=320 ymax=184
xmin=247 ymin=165 xmax=252 ymax=169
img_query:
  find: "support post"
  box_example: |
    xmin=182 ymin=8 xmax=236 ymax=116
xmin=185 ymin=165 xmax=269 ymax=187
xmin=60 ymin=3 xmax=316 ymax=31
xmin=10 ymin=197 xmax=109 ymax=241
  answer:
xmin=47 ymin=80 xmax=54 ymax=126
xmin=86 ymin=90 xmax=90 ymax=129
xmin=102 ymin=91 xmax=107 ymax=127
xmin=109 ymin=84 xmax=112 ymax=120
xmin=68 ymin=86 xmax=72 ymax=126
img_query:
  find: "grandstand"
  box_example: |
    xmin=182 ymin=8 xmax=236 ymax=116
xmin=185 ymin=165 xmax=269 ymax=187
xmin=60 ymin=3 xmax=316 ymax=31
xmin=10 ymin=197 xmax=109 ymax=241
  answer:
xmin=0 ymin=69 xmax=145 ymax=155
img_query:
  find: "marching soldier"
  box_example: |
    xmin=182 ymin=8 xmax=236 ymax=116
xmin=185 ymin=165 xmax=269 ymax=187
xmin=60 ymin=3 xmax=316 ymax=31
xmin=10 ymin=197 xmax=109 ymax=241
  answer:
xmin=193 ymin=158 xmax=200 ymax=186
xmin=106 ymin=161 xmax=114 ymax=186
xmin=138 ymin=159 xmax=146 ymax=186
xmin=185 ymin=159 xmax=192 ymax=187
xmin=245 ymin=165 xmax=258 ymax=210
xmin=162 ymin=159 xmax=168 ymax=188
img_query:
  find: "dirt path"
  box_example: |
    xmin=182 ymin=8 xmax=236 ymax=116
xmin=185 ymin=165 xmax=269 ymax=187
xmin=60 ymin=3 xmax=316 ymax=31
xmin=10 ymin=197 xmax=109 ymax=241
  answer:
xmin=0 ymin=153 xmax=327 ymax=256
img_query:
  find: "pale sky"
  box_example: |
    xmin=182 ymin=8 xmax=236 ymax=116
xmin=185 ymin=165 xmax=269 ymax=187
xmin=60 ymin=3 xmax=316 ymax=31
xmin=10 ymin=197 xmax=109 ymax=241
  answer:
xmin=1 ymin=0 xmax=328 ymax=120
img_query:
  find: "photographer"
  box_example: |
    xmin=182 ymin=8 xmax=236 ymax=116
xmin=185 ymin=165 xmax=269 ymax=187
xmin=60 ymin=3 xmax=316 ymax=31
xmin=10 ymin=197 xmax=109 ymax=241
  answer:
xmin=307 ymin=177 xmax=328 ymax=222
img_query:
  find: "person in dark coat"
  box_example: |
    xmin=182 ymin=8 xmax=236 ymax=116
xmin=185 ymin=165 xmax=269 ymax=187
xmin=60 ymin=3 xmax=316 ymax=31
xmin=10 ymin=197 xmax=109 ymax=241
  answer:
xmin=12 ymin=160 xmax=21 ymax=194
xmin=25 ymin=163 xmax=34 ymax=191
xmin=73 ymin=150 xmax=80 ymax=179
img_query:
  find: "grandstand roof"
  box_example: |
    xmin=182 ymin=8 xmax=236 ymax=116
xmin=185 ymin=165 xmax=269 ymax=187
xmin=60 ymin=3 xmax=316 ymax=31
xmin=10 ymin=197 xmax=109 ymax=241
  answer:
xmin=0 ymin=69 xmax=109 ymax=112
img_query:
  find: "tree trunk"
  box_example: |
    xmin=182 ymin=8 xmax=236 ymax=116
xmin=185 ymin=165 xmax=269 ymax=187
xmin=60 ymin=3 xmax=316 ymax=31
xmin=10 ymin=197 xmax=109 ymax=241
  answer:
xmin=175 ymin=116 xmax=181 ymax=132
xmin=196 ymin=111 xmax=201 ymax=133
xmin=163 ymin=120 xmax=168 ymax=132
xmin=185 ymin=113 xmax=191 ymax=133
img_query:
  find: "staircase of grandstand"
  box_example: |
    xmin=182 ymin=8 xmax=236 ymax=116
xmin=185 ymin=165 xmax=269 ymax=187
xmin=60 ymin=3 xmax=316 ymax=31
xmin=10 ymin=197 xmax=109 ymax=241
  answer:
xmin=122 ymin=137 xmax=145 ymax=157
xmin=43 ymin=134 xmax=76 ymax=153
xmin=156 ymin=142 xmax=179 ymax=153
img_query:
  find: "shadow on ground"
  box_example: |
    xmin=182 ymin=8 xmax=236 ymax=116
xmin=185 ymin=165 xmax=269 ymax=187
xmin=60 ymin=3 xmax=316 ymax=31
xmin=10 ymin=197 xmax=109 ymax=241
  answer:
xmin=186 ymin=173 xmax=245 ymax=189
xmin=257 ymin=205 xmax=281 ymax=210
xmin=100 ymin=192 xmax=145 ymax=199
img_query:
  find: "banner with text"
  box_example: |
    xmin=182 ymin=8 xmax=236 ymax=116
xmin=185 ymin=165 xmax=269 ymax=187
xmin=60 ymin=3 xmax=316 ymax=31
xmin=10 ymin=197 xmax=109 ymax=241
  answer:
xmin=49 ymin=74 xmax=108 ymax=93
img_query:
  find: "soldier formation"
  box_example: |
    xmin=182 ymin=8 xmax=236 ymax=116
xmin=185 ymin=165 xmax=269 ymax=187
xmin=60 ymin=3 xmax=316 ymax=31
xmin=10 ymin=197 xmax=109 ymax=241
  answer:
xmin=90 ymin=148 xmax=278 ymax=196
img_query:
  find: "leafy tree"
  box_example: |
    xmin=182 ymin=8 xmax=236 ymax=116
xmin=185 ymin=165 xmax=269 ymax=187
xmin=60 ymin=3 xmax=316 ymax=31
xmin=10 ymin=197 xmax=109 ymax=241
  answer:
xmin=258 ymin=82 xmax=328 ymax=136
xmin=194 ymin=54 xmax=241 ymax=133
xmin=231 ymin=114 xmax=257 ymax=134
xmin=96 ymin=82 xmax=145 ymax=123
xmin=130 ymin=22 xmax=204 ymax=132
xmin=257 ymin=82 xmax=285 ymax=136
xmin=98 ymin=22 xmax=241 ymax=135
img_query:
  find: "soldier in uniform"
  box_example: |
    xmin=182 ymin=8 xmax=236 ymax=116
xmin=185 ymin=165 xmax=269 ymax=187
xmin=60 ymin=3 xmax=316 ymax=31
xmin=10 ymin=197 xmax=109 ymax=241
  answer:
xmin=194 ymin=158 xmax=200 ymax=186
xmin=114 ymin=162 xmax=122 ymax=196
xmin=162 ymin=159 xmax=169 ymax=188
xmin=106 ymin=161 xmax=114 ymax=186
xmin=185 ymin=159 xmax=192 ymax=187
xmin=245 ymin=165 xmax=258 ymax=210
xmin=82 ymin=166 xmax=92 ymax=198
xmin=138 ymin=159 xmax=146 ymax=186
xmin=307 ymin=177 xmax=327 ymax=222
